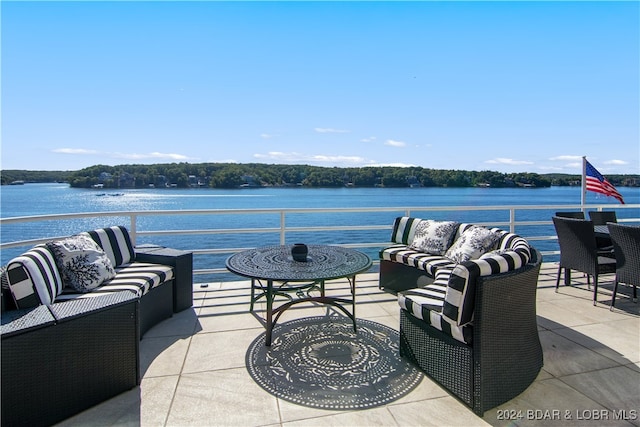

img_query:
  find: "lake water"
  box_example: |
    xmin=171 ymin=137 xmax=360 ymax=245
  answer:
xmin=2 ymin=183 xmax=639 ymax=280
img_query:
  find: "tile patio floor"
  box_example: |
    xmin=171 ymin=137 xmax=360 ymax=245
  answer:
xmin=58 ymin=262 xmax=639 ymax=427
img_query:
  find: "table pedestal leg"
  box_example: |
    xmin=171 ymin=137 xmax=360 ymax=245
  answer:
xmin=350 ymin=275 xmax=357 ymax=332
xmin=250 ymin=279 xmax=256 ymax=312
xmin=266 ymin=280 xmax=274 ymax=346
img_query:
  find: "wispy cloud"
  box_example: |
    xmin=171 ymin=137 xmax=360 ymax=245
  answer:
xmin=537 ymin=165 xmax=566 ymax=171
xmin=52 ymin=148 xmax=191 ymax=161
xmin=53 ymin=148 xmax=100 ymax=155
xmin=565 ymin=162 xmax=582 ymax=169
xmin=548 ymin=155 xmax=630 ymax=171
xmin=548 ymin=155 xmax=583 ymax=171
xmin=260 ymin=133 xmax=278 ymax=139
xmin=253 ymin=151 xmax=373 ymax=166
xmin=360 ymin=137 xmax=377 ymax=142
xmin=311 ymin=154 xmax=370 ymax=164
xmin=604 ymin=159 xmax=628 ymax=165
xmin=549 ymin=155 xmax=583 ymax=161
xmin=384 ymin=139 xmax=406 ymax=147
xmin=113 ymin=152 xmax=190 ymax=161
xmin=314 ymin=128 xmax=349 ymax=134
xmin=485 ymin=158 xmax=534 ymax=165
xmin=366 ymin=162 xmax=417 ymax=167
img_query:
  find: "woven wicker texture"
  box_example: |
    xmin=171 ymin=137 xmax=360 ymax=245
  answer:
xmin=49 ymin=291 xmax=136 ymax=321
xmin=589 ymin=211 xmax=618 ymax=251
xmin=555 ymin=211 xmax=585 ymax=219
xmin=53 ymin=285 xmax=166 ymax=337
xmin=588 ymin=210 xmax=618 ymax=225
xmin=400 ymin=310 xmax=473 ymax=406
xmin=553 ymin=216 xmax=616 ymax=304
xmin=399 ymin=249 xmax=543 ymax=416
xmin=2 ymin=296 xmax=139 ymax=427
xmin=1 ymin=305 xmax=55 ymax=338
xmin=137 ymin=280 xmax=174 ymax=336
xmin=608 ymin=223 xmax=640 ymax=308
xmin=379 ymin=260 xmax=433 ymax=293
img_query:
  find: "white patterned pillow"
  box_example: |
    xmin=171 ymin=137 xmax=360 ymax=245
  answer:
xmin=46 ymin=235 xmax=116 ymax=293
xmin=409 ymin=220 xmax=460 ymax=256
xmin=445 ymin=226 xmax=500 ymax=263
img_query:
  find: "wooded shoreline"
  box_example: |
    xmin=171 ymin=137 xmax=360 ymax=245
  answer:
xmin=2 ymin=162 xmax=638 ymax=189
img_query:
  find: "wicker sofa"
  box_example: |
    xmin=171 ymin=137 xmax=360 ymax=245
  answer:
xmin=1 ymin=226 xmax=193 ymax=427
xmin=379 ymin=217 xmax=543 ymax=415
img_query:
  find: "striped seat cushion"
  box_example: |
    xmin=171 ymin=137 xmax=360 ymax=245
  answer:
xmin=57 ymin=262 xmax=174 ymax=300
xmin=398 ymin=267 xmax=472 ymax=344
xmin=80 ymin=226 xmax=135 ymax=267
xmin=6 ymin=246 xmax=64 ymax=309
xmin=380 ymin=245 xmax=455 ymax=276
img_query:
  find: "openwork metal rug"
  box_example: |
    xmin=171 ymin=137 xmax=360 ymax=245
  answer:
xmin=245 ymin=316 xmax=423 ymax=410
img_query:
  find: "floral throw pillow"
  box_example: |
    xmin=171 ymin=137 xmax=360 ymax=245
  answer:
xmin=409 ymin=220 xmax=460 ymax=256
xmin=46 ymin=235 xmax=116 ymax=293
xmin=445 ymin=226 xmax=500 ymax=263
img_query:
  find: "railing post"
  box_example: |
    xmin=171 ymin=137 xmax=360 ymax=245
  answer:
xmin=509 ymin=208 xmax=516 ymax=233
xmin=130 ymin=214 xmax=137 ymax=246
xmin=280 ymin=211 xmax=286 ymax=244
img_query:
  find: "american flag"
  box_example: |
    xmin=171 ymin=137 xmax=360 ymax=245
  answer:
xmin=585 ymin=160 xmax=625 ymax=204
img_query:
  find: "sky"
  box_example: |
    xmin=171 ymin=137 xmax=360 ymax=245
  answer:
xmin=2 ymin=1 xmax=639 ymax=175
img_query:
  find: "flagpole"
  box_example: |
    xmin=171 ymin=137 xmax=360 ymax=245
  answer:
xmin=581 ymin=156 xmax=587 ymax=210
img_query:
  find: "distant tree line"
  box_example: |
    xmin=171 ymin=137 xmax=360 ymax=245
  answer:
xmin=2 ymin=163 xmax=637 ymax=189
xmin=62 ymin=163 xmax=553 ymax=189
xmin=543 ymin=173 xmax=639 ymax=187
xmin=0 ymin=170 xmax=72 ymax=185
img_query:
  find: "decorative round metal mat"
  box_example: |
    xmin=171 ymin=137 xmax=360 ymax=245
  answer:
xmin=245 ymin=316 xmax=423 ymax=410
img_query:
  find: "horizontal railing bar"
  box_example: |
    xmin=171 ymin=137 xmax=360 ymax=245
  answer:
xmin=3 ymin=203 xmax=638 ymax=225
xmin=137 ymin=228 xmax=282 ymax=236
xmin=2 ymin=204 xmax=639 ymax=280
xmin=0 ymin=236 xmax=74 ymax=249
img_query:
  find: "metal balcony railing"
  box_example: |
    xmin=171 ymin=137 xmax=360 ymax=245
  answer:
xmin=2 ymin=203 xmax=638 ymax=282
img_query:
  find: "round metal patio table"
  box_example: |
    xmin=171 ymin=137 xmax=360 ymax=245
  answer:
xmin=226 ymin=244 xmax=372 ymax=346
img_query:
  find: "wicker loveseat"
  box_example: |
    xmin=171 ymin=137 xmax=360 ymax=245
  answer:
xmin=379 ymin=217 xmax=543 ymax=415
xmin=1 ymin=226 xmax=192 ymax=427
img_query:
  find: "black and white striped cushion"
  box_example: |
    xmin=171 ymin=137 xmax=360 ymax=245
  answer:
xmin=398 ymin=267 xmax=449 ymax=317
xmin=496 ymin=232 xmax=532 ymax=260
xmin=398 ymin=267 xmax=472 ymax=344
xmin=6 ymin=246 xmax=63 ymax=308
xmin=387 ymin=218 xmax=533 ymax=330
xmin=81 ymin=226 xmax=135 ymax=267
xmin=390 ymin=216 xmax=422 ymax=244
xmin=380 ymin=246 xmax=455 ymax=276
xmin=57 ymin=262 xmax=173 ymax=300
xmin=103 ymin=262 xmax=173 ymax=295
xmin=443 ymin=247 xmax=531 ymax=327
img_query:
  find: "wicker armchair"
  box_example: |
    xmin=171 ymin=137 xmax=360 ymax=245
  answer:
xmin=552 ymin=216 xmax=616 ymax=305
xmin=588 ymin=211 xmax=617 ymax=251
xmin=399 ymin=249 xmax=543 ymax=416
xmin=588 ymin=210 xmax=617 ymax=225
xmin=555 ymin=211 xmax=585 ymax=219
xmin=607 ymin=223 xmax=640 ymax=310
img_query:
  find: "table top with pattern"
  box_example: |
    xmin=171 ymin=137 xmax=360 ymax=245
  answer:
xmin=226 ymin=244 xmax=372 ymax=282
